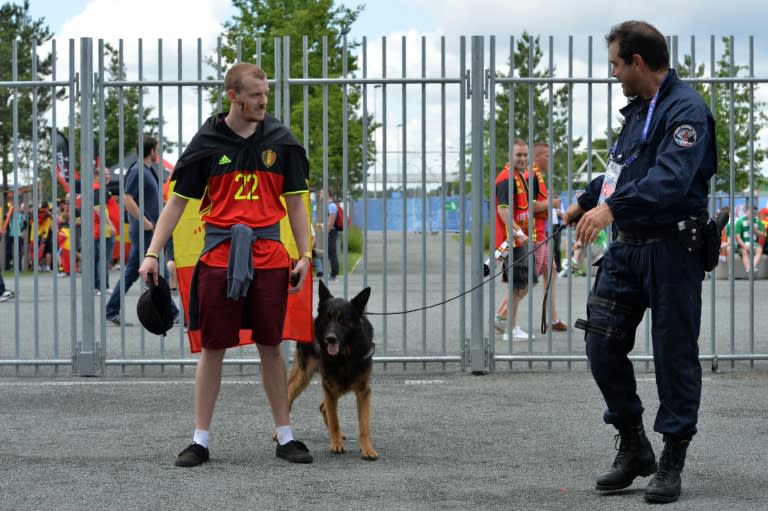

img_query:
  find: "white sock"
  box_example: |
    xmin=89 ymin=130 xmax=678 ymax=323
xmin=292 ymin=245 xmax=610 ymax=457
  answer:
xmin=276 ymin=425 xmax=294 ymax=445
xmin=193 ymin=429 xmax=209 ymax=448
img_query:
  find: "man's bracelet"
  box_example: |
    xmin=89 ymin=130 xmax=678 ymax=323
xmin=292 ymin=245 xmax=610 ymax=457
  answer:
xmin=145 ymin=251 xmax=159 ymax=259
xmin=302 ymin=251 xmax=312 ymax=259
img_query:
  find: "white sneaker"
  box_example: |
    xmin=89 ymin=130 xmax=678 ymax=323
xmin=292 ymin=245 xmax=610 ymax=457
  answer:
xmin=0 ymin=290 xmax=15 ymax=302
xmin=512 ymin=325 xmax=534 ymax=341
xmin=494 ymin=316 xmax=507 ymax=333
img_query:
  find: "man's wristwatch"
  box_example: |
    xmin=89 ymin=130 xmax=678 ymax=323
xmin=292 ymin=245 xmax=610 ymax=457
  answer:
xmin=302 ymin=251 xmax=312 ymax=260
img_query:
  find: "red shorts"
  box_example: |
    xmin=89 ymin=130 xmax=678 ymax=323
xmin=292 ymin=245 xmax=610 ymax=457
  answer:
xmin=534 ymin=242 xmax=552 ymax=276
xmin=195 ymin=262 xmax=289 ymax=349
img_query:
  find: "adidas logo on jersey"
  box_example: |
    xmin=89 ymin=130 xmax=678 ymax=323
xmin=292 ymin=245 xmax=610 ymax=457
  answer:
xmin=218 ymin=155 xmax=232 ymax=165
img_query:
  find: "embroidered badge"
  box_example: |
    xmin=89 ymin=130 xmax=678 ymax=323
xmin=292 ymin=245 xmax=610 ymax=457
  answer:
xmin=218 ymin=154 xmax=232 ymax=165
xmin=673 ymin=124 xmax=697 ymax=148
xmin=262 ymin=148 xmax=277 ymax=168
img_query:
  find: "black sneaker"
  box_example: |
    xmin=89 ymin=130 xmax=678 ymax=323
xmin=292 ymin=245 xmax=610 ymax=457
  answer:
xmin=276 ymin=440 xmax=313 ymax=464
xmin=175 ymin=442 xmax=210 ymax=467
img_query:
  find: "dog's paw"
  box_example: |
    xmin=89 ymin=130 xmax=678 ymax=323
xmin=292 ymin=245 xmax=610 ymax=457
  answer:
xmin=329 ymin=438 xmax=346 ymax=454
xmin=360 ymin=446 xmax=379 ymax=461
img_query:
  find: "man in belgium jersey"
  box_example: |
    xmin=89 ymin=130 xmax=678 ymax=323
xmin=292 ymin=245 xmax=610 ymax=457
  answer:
xmin=139 ymin=62 xmax=313 ymax=467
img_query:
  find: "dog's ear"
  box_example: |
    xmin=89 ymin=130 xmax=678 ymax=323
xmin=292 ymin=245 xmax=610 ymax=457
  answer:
xmin=318 ymin=279 xmax=333 ymax=302
xmin=351 ymin=287 xmax=371 ymax=312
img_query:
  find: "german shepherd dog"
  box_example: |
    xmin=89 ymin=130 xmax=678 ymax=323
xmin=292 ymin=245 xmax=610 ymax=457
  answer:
xmin=286 ymin=280 xmax=378 ymax=460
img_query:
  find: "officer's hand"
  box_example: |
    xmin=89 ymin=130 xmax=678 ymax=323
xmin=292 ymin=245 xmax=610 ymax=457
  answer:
xmin=563 ymin=203 xmax=585 ymax=226
xmin=575 ymin=203 xmax=613 ymax=246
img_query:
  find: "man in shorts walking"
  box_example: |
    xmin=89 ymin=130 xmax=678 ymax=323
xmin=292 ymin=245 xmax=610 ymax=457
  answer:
xmin=494 ymin=139 xmax=536 ymax=341
xmin=139 ymin=62 xmax=313 ymax=466
xmin=526 ymin=142 xmax=567 ymax=331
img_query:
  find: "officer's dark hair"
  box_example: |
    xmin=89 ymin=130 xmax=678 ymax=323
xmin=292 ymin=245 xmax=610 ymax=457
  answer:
xmin=606 ymin=20 xmax=669 ymax=72
xmin=141 ymin=135 xmax=158 ymax=159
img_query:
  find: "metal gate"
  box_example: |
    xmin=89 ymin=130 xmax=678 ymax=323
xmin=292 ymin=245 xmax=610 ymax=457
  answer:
xmin=1 ymin=34 xmax=766 ymax=376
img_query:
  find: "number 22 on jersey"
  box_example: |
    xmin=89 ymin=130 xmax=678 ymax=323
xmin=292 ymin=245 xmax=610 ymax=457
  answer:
xmin=234 ymin=171 xmax=260 ymax=200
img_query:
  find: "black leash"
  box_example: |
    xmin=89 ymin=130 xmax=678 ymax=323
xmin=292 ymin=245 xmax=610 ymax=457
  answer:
xmin=540 ymin=224 xmax=566 ymax=334
xmin=366 ymin=227 xmax=563 ymax=316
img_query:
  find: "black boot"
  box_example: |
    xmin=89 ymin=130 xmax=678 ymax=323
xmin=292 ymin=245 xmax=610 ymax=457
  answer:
xmin=595 ymin=423 xmax=657 ymax=491
xmin=644 ymin=435 xmax=689 ymax=503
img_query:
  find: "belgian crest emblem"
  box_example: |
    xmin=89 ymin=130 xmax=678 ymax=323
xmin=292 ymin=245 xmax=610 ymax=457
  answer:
xmin=262 ymin=148 xmax=277 ymax=168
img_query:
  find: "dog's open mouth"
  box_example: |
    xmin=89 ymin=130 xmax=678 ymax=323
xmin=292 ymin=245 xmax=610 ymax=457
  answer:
xmin=326 ymin=342 xmax=340 ymax=356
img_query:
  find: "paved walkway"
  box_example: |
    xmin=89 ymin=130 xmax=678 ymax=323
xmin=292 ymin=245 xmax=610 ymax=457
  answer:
xmin=0 ymin=231 xmax=767 ymax=509
xmin=1 ymin=370 xmax=766 ymax=510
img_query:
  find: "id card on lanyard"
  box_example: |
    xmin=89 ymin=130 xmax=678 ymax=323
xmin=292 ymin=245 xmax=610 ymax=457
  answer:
xmin=598 ymin=160 xmax=622 ymax=205
xmin=598 ymin=75 xmax=665 ymax=204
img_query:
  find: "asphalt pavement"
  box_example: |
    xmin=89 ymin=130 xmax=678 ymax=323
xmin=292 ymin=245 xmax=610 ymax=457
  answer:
xmin=1 ymin=369 xmax=766 ymax=510
xmin=1 ymin=231 xmax=767 ymax=510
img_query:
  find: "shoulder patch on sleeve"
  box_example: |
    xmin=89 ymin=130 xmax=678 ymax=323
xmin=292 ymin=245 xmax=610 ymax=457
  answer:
xmin=673 ymin=124 xmax=697 ymax=147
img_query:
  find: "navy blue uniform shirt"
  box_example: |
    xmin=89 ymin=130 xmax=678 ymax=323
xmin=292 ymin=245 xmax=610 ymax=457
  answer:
xmin=578 ymin=69 xmax=717 ymax=232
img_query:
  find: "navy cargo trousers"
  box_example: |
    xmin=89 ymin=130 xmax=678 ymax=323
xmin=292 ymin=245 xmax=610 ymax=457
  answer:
xmin=584 ymin=237 xmax=703 ymax=440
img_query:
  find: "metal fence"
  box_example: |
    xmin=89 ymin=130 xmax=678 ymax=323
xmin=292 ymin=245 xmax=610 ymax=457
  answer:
xmin=0 ymin=34 xmax=766 ymax=376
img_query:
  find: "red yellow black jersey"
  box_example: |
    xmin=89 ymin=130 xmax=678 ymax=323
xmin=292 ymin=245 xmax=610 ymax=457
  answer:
xmin=495 ymin=163 xmax=531 ymax=248
xmin=172 ymin=112 xmax=309 ymax=267
xmin=172 ymin=112 xmax=308 ymax=227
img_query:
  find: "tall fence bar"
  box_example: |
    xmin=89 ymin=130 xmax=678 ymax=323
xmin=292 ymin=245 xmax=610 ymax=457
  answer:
xmin=0 ymin=34 xmax=766 ymax=376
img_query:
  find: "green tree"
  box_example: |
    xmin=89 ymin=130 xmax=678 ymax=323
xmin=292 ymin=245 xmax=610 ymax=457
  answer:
xmin=676 ymin=38 xmax=768 ymax=192
xmin=62 ymin=43 xmax=171 ymax=190
xmin=489 ymin=32 xmax=579 ymax=191
xmin=569 ymin=137 xmax=611 ymax=189
xmin=98 ymin=43 xmax=172 ymax=167
xmin=211 ymin=0 xmax=370 ymax=195
xmin=0 ymin=0 xmax=57 ymax=203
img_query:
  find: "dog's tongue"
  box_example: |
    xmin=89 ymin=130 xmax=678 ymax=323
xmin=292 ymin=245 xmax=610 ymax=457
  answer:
xmin=327 ymin=342 xmax=340 ymax=356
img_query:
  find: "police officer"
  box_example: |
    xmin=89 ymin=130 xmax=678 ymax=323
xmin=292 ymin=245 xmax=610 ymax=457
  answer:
xmin=564 ymin=21 xmax=717 ymax=504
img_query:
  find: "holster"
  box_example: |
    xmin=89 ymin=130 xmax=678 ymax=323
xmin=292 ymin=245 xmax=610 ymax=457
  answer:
xmin=675 ymin=214 xmax=706 ymax=253
xmin=700 ymin=208 xmax=729 ymax=272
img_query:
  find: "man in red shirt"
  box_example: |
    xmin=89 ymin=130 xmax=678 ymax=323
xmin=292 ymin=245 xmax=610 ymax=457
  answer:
xmin=139 ymin=63 xmax=313 ymax=467
xmin=526 ymin=142 xmax=567 ymax=331
xmin=495 ymin=139 xmax=535 ymax=341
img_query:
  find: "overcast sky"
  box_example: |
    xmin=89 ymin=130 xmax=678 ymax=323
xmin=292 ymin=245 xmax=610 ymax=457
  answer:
xmin=24 ymin=0 xmax=768 ymax=176
xmin=28 ymin=0 xmax=768 ymax=46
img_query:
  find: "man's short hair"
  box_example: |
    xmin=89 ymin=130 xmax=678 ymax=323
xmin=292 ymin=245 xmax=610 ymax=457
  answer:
xmin=224 ymin=62 xmax=268 ymax=93
xmin=141 ymin=135 xmax=158 ymax=159
xmin=606 ymin=20 xmax=669 ymax=72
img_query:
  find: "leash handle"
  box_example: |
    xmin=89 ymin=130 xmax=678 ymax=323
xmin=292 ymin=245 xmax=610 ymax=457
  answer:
xmin=540 ymin=224 xmax=563 ymax=334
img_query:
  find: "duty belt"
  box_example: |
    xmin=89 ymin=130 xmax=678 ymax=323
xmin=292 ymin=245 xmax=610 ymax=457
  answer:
xmin=615 ymin=228 xmax=676 ymax=246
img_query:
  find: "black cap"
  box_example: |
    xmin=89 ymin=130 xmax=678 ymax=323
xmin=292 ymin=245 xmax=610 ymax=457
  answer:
xmin=136 ymin=275 xmax=175 ymax=335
